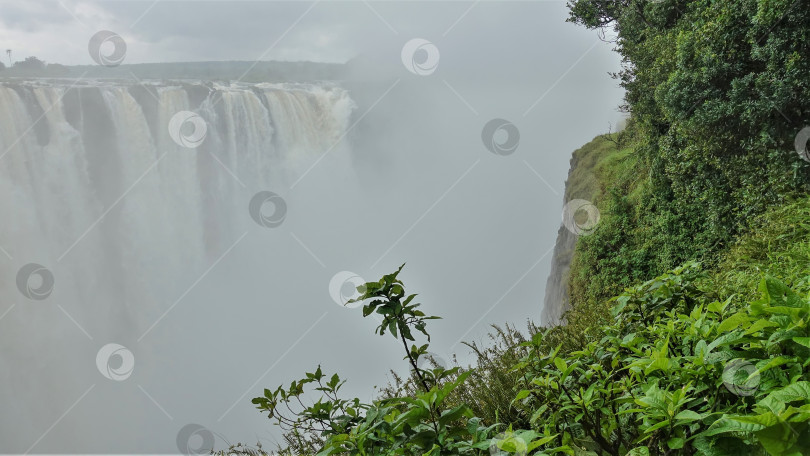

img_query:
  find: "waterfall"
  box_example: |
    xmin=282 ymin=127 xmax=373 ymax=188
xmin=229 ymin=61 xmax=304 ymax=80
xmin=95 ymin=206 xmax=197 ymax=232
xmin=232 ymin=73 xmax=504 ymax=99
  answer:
xmin=0 ymin=78 xmax=354 ymax=259
xmin=0 ymin=79 xmax=355 ymax=451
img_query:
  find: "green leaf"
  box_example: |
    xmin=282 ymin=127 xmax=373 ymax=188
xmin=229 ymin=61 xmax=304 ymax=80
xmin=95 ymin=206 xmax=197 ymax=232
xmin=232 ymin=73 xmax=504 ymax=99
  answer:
xmin=526 ymin=434 xmax=557 ymax=451
xmin=717 ymin=312 xmax=750 ymax=334
xmin=792 ymin=337 xmax=810 ymax=348
xmin=744 ymin=319 xmax=779 ymax=335
xmin=553 ymin=357 xmax=567 ymax=373
xmin=645 ymin=419 xmax=671 ymax=433
xmin=731 ymin=412 xmax=779 ymax=427
xmin=438 ymin=405 xmax=472 ymax=427
xmin=705 ymin=415 xmax=768 ymax=436
xmin=756 ymin=423 xmax=798 ymax=455
xmin=514 ymin=390 xmax=530 ymax=401
xmin=674 ymin=410 xmax=703 ymax=423
xmin=757 ymin=356 xmax=793 ymax=374
xmin=667 ymin=436 xmax=685 ymax=449
xmin=767 ymin=382 xmax=810 ymax=404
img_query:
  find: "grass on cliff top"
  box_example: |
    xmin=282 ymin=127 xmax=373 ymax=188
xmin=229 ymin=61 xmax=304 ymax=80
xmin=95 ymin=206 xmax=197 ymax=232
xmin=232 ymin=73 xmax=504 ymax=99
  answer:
xmin=565 ymin=132 xmax=810 ymax=335
xmin=563 ymin=132 xmax=638 ymax=202
xmin=565 ymin=132 xmax=649 ymax=312
xmin=709 ymin=197 xmax=810 ymax=301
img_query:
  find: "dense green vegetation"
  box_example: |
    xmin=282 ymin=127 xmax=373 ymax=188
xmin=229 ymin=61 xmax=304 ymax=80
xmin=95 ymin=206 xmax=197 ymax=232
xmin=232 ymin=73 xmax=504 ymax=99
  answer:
xmin=225 ymin=195 xmax=810 ymax=454
xmin=565 ymin=0 xmax=810 ymax=314
xmin=224 ymin=259 xmax=810 ymax=456
xmin=215 ymin=1 xmax=810 ymax=455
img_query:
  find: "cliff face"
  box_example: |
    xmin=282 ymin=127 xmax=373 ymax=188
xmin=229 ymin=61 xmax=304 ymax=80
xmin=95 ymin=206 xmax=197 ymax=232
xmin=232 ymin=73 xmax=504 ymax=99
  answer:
xmin=541 ymin=136 xmax=608 ymax=326
xmin=541 ymin=224 xmax=577 ymax=325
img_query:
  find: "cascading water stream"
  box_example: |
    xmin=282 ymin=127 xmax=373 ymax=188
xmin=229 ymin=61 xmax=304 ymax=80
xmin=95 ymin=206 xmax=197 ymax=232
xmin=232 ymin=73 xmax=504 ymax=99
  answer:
xmin=0 ymin=79 xmax=353 ymax=273
xmin=0 ymin=79 xmax=355 ymax=451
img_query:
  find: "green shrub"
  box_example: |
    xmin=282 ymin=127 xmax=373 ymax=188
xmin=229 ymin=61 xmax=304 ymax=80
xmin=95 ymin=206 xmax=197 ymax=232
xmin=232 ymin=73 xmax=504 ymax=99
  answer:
xmin=563 ymin=0 xmax=810 ymax=323
xmin=249 ymin=266 xmax=565 ymax=456
xmin=518 ymin=262 xmax=810 ymax=455
xmin=232 ymin=261 xmax=810 ymax=456
xmin=710 ymin=198 xmax=810 ymax=302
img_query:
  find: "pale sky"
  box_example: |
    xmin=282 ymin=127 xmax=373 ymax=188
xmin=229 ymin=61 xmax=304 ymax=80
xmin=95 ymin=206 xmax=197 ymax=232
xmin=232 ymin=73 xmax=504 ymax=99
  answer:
xmin=3 ymin=1 xmax=598 ymax=68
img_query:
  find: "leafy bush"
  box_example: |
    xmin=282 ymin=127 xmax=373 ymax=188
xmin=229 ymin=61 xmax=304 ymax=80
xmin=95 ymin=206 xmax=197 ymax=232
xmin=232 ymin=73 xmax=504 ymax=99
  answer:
xmin=710 ymin=197 xmax=810 ymax=302
xmin=237 ymin=261 xmax=810 ymax=456
xmin=379 ymin=322 xmax=540 ymax=431
xmin=250 ymin=266 xmax=565 ymax=456
xmin=563 ymin=0 xmax=810 ymax=321
xmin=517 ymin=262 xmax=810 ymax=455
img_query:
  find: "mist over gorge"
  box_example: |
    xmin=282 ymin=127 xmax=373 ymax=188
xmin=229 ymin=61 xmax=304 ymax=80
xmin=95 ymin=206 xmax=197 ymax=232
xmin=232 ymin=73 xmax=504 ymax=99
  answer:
xmin=0 ymin=78 xmax=358 ymax=451
xmin=0 ymin=2 xmax=628 ymax=452
xmin=0 ymin=75 xmax=621 ymax=454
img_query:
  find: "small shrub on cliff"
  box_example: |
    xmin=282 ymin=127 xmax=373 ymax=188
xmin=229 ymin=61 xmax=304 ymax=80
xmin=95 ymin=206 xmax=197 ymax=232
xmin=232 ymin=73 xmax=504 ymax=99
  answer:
xmin=250 ymin=266 xmax=564 ymax=456
xmin=517 ymin=262 xmax=810 ymax=455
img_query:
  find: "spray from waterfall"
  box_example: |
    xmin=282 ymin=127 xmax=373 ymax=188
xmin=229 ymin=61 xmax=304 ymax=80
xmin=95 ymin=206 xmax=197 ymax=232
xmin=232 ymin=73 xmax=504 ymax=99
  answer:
xmin=0 ymin=79 xmax=355 ymax=451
